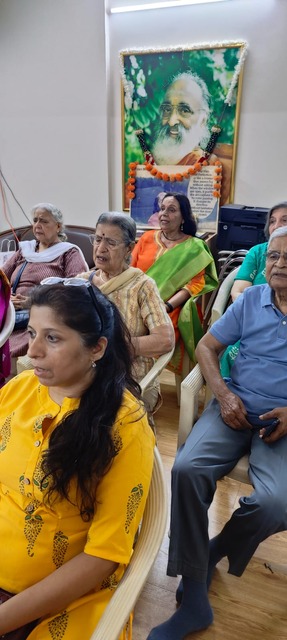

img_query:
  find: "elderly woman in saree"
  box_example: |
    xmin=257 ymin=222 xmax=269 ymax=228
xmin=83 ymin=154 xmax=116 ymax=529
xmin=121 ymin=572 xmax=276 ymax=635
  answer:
xmin=131 ymin=192 xmax=218 ymax=373
xmin=2 ymin=202 xmax=88 ymax=358
xmin=78 ymin=211 xmax=174 ymax=414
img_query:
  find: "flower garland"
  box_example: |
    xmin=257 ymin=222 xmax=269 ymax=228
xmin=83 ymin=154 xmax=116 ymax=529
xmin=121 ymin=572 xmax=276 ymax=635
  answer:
xmin=122 ymin=40 xmax=248 ymax=202
xmin=127 ymin=159 xmax=222 ymax=200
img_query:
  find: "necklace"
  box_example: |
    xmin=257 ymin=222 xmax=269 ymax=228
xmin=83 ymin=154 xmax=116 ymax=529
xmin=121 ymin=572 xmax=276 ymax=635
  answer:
xmin=98 ymin=270 xmax=108 ymax=284
xmin=161 ymin=231 xmax=183 ymax=242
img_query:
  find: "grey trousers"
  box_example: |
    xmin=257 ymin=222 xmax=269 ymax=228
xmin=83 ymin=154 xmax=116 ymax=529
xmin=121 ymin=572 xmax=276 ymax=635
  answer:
xmin=167 ymin=398 xmax=287 ymax=580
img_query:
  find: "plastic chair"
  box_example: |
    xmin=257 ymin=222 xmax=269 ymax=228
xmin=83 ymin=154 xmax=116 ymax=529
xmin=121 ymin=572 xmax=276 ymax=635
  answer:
xmin=178 ymin=265 xmax=249 ymax=484
xmin=210 ymin=265 xmax=240 ymax=324
xmin=178 ymin=363 xmax=249 ymax=483
xmin=0 ymin=300 xmax=15 ymax=347
xmin=203 ymin=252 xmax=247 ymax=326
xmin=0 ymin=300 xmax=16 ymax=382
xmin=139 ymin=347 xmax=174 ymax=395
xmin=89 ymin=446 xmax=168 ymax=640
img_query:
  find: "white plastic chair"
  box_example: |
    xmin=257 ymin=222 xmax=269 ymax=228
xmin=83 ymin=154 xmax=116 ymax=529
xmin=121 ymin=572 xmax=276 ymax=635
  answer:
xmin=178 ymin=363 xmax=249 ymax=483
xmin=89 ymin=446 xmax=168 ymax=640
xmin=178 ymin=265 xmax=249 ymax=484
xmin=139 ymin=347 xmax=175 ymax=395
xmin=0 ymin=300 xmax=15 ymax=347
xmin=210 ymin=265 xmax=240 ymax=325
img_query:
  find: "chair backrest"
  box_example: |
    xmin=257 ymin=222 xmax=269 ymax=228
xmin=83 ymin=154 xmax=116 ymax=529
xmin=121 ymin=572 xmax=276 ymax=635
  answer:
xmin=210 ymin=265 xmax=240 ymax=324
xmin=0 ymin=225 xmax=95 ymax=268
xmin=89 ymin=446 xmax=168 ymax=640
xmin=21 ymin=225 xmax=95 ymax=268
xmin=203 ymin=251 xmax=248 ymax=324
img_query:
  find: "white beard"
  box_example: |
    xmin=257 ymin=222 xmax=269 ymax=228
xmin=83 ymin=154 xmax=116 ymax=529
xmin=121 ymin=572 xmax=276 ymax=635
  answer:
xmin=152 ymin=121 xmax=210 ymax=165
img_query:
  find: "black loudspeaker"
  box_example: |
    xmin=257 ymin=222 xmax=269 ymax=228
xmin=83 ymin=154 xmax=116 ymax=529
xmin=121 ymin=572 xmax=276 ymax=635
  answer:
xmin=217 ymin=204 xmax=268 ymax=251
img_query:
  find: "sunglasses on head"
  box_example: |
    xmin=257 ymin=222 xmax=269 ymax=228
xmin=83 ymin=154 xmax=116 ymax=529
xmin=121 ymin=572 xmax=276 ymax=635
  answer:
xmin=40 ymin=277 xmax=104 ymax=331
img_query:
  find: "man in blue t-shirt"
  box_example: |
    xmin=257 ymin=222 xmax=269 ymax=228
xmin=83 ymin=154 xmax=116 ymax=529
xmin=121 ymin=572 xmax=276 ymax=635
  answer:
xmin=148 ymin=226 xmax=287 ymax=640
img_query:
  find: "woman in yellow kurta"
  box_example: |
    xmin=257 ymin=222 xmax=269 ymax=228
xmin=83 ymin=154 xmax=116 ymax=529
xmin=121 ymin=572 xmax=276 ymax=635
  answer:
xmin=0 ymin=279 xmax=155 ymax=639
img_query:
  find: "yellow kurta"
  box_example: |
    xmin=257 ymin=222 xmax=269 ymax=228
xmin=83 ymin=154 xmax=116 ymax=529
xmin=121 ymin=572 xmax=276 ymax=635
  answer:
xmin=0 ymin=371 xmax=155 ymax=639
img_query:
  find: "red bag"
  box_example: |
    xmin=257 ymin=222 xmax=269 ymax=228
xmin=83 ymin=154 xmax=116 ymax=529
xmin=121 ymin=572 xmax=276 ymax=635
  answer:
xmin=0 ymin=588 xmax=39 ymax=639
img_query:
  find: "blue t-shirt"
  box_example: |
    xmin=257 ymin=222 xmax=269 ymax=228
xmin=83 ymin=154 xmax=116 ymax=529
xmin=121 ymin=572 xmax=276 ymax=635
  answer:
xmin=210 ymin=284 xmax=287 ymax=416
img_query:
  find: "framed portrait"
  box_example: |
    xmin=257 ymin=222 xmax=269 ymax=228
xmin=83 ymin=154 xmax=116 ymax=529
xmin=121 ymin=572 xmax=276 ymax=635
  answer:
xmin=129 ymin=164 xmax=220 ymax=234
xmin=120 ymin=41 xmax=247 ymax=217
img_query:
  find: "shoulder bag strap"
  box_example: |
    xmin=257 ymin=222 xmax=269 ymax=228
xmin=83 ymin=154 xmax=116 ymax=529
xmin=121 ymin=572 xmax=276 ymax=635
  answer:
xmin=12 ymin=261 xmax=28 ymax=295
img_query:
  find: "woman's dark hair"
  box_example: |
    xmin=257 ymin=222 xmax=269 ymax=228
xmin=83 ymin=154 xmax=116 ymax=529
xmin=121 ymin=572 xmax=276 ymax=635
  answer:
xmin=29 ymin=283 xmax=143 ymax=521
xmin=162 ymin=192 xmax=197 ymax=236
xmin=264 ymin=202 xmax=287 ymax=239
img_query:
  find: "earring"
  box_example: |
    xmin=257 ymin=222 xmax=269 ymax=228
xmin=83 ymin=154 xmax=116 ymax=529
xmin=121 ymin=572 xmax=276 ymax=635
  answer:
xmin=91 ymin=361 xmax=97 ymax=369
xmin=180 ymin=223 xmax=184 ymax=231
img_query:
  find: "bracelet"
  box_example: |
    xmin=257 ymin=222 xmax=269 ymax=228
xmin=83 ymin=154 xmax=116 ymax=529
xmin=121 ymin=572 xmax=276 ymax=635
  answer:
xmin=165 ymin=301 xmax=174 ymax=313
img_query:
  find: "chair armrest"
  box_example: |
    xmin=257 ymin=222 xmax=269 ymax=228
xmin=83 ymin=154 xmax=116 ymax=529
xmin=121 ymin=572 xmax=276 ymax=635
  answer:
xmin=177 ymin=364 xmax=205 ymax=448
xmin=89 ymin=447 xmax=168 ymax=640
xmin=140 ymin=347 xmax=174 ymax=394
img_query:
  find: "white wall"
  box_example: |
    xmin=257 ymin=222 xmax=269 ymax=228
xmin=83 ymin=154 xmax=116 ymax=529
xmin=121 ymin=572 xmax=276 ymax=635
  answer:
xmin=107 ymin=0 xmax=287 ymax=210
xmin=0 ymin=0 xmax=108 ymax=231
xmin=1 ymin=0 xmax=286 ymax=232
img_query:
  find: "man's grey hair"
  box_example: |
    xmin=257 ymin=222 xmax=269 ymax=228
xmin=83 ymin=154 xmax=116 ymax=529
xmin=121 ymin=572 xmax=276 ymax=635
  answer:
xmin=96 ymin=212 xmax=136 ymax=246
xmin=268 ymin=225 xmax=287 ymax=247
xmin=31 ymin=202 xmax=67 ymax=241
xmin=168 ymin=71 xmax=210 ymax=117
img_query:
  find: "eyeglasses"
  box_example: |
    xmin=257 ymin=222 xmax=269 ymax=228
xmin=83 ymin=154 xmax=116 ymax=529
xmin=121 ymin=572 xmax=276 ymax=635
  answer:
xmin=88 ymin=234 xmax=124 ymax=249
xmin=159 ymin=103 xmax=203 ymax=118
xmin=40 ymin=277 xmax=103 ymax=331
xmin=265 ymin=251 xmax=287 ymax=264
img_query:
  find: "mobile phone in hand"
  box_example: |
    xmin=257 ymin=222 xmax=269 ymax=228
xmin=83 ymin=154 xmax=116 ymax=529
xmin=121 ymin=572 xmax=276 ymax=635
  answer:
xmin=262 ymin=418 xmax=280 ymax=438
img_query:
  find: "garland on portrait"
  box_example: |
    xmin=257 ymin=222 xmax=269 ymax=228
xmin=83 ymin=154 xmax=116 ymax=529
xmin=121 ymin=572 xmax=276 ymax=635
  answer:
xmin=120 ymin=40 xmax=248 ymax=202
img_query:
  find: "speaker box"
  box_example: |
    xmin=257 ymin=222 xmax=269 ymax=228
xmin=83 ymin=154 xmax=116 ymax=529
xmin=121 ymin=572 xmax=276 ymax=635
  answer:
xmin=217 ymin=204 xmax=268 ymax=251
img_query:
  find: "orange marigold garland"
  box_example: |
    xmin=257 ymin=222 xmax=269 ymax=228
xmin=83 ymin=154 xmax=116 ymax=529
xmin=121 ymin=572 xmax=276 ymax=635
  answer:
xmin=127 ymin=159 xmax=222 ymax=201
xmin=126 ymin=162 xmax=139 ymax=200
xmin=213 ymin=160 xmax=222 ymax=198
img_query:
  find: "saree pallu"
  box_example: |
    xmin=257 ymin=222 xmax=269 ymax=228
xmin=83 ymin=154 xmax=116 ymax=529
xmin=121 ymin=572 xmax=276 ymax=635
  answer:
xmin=146 ymin=237 xmax=218 ymax=373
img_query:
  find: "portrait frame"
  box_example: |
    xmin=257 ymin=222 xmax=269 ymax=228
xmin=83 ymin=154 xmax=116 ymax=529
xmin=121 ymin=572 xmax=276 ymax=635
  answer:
xmin=120 ymin=40 xmax=247 ymax=215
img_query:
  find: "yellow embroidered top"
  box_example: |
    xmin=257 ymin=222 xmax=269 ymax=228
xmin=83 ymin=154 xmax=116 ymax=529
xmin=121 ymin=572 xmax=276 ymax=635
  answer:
xmin=0 ymin=370 xmax=155 ymax=594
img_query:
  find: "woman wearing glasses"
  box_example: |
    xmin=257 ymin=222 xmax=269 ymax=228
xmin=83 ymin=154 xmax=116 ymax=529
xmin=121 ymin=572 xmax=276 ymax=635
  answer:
xmin=78 ymin=212 xmax=174 ymax=414
xmin=0 ymin=279 xmax=154 ymax=639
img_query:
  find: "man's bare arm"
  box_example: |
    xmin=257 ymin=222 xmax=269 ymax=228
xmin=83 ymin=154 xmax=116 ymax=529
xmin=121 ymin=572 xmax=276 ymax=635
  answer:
xmin=195 ymin=333 xmax=251 ymax=430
